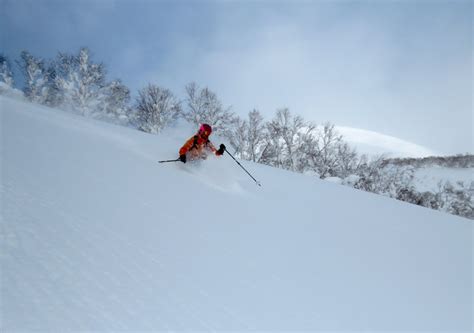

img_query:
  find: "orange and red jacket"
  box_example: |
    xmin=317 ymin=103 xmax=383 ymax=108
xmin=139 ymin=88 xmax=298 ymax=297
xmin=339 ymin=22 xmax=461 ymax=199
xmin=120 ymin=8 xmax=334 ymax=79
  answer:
xmin=179 ymin=134 xmax=223 ymax=157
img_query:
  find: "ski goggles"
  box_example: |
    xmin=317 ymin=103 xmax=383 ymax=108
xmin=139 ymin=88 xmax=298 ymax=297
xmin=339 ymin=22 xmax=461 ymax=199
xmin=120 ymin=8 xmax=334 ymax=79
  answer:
xmin=199 ymin=129 xmax=210 ymax=137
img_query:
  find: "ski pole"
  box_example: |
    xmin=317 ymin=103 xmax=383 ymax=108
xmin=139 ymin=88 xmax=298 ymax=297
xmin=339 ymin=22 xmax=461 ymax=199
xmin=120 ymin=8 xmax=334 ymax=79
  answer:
xmin=158 ymin=158 xmax=180 ymax=163
xmin=224 ymin=148 xmax=261 ymax=186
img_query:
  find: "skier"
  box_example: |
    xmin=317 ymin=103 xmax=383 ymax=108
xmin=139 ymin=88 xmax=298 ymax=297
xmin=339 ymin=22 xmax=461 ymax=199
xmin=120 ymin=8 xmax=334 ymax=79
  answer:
xmin=178 ymin=123 xmax=226 ymax=163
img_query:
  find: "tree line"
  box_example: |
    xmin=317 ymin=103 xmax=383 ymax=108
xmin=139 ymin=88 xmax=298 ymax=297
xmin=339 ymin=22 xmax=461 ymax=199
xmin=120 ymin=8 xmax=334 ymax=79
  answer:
xmin=0 ymin=48 xmax=472 ymax=219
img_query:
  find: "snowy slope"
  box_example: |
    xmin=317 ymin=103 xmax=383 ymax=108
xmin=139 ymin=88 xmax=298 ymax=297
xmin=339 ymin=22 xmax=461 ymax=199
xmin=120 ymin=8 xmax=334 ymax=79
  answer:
xmin=413 ymin=167 xmax=474 ymax=193
xmin=1 ymin=96 xmax=472 ymax=331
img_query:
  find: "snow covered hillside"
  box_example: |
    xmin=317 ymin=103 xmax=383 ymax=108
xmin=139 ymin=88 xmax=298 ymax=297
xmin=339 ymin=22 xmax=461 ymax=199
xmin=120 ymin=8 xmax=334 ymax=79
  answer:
xmin=336 ymin=126 xmax=438 ymax=158
xmin=413 ymin=167 xmax=474 ymax=193
xmin=1 ymin=96 xmax=472 ymax=331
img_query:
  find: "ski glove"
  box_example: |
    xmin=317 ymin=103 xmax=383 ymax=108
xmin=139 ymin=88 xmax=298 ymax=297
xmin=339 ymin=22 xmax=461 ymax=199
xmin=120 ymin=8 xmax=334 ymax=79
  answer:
xmin=179 ymin=154 xmax=186 ymax=163
xmin=216 ymin=144 xmax=226 ymax=155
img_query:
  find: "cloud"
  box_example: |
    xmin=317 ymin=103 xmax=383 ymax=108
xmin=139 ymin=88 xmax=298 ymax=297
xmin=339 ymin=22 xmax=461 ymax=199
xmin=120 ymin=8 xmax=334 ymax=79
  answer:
xmin=151 ymin=2 xmax=472 ymax=155
xmin=2 ymin=1 xmax=471 ymax=154
xmin=152 ymin=4 xmax=398 ymax=126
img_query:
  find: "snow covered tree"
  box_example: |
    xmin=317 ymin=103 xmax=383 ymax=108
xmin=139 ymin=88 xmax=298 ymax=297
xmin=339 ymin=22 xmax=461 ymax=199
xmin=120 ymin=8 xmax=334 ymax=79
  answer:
xmin=353 ymin=155 xmax=387 ymax=193
xmin=0 ymin=54 xmax=14 ymax=88
xmin=245 ymin=109 xmax=267 ymax=162
xmin=301 ymin=123 xmax=359 ymax=179
xmin=98 ymin=79 xmax=131 ymax=124
xmin=333 ymin=142 xmax=359 ymax=178
xmin=41 ymin=63 xmax=61 ymax=107
xmin=227 ymin=116 xmax=248 ymax=157
xmin=226 ymin=109 xmax=267 ymax=161
xmin=52 ymin=52 xmax=75 ymax=107
xmin=276 ymin=108 xmax=305 ymax=171
xmin=259 ymin=108 xmax=314 ymax=172
xmin=53 ymin=48 xmax=106 ymax=115
xmin=53 ymin=48 xmax=132 ymax=121
xmin=395 ymin=186 xmax=422 ymax=205
xmin=183 ymin=82 xmax=235 ymax=135
xmin=293 ymin=123 xmax=319 ymax=173
xmin=418 ymin=191 xmax=443 ymax=210
xmin=135 ymin=84 xmax=181 ymax=133
xmin=304 ymin=123 xmax=343 ymax=178
xmin=353 ymin=156 xmax=415 ymax=198
xmin=259 ymin=109 xmax=290 ymax=169
xmin=17 ymin=51 xmax=51 ymax=104
xmin=437 ymin=181 xmax=474 ymax=219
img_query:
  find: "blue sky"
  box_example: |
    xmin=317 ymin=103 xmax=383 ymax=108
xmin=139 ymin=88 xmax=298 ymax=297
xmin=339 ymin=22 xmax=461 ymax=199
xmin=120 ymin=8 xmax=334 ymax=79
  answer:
xmin=1 ymin=0 xmax=472 ymax=155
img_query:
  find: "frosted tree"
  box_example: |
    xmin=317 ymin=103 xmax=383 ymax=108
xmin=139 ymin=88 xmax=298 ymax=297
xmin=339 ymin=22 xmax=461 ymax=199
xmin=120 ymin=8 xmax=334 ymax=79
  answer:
xmin=226 ymin=109 xmax=268 ymax=160
xmin=52 ymin=52 xmax=75 ymax=107
xmin=17 ymin=51 xmax=51 ymax=104
xmin=245 ymin=109 xmax=267 ymax=162
xmin=54 ymin=48 xmax=106 ymax=115
xmin=437 ymin=181 xmax=473 ymax=219
xmin=183 ymin=82 xmax=235 ymax=135
xmin=261 ymin=108 xmax=314 ymax=171
xmin=259 ymin=113 xmax=285 ymax=169
xmin=42 ymin=63 xmax=62 ymax=107
xmin=227 ymin=116 xmax=248 ymax=157
xmin=353 ymin=155 xmax=415 ymax=197
xmin=135 ymin=84 xmax=181 ymax=133
xmin=306 ymin=123 xmax=344 ymax=178
xmin=334 ymin=142 xmax=359 ymax=178
xmin=99 ymin=79 xmax=131 ymax=123
xmin=0 ymin=54 xmax=14 ymax=88
xmin=352 ymin=154 xmax=386 ymax=192
xmin=293 ymin=123 xmax=319 ymax=173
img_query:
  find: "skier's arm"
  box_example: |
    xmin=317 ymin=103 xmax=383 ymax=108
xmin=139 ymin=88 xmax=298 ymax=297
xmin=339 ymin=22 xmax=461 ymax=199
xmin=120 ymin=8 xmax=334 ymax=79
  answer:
xmin=207 ymin=141 xmax=218 ymax=154
xmin=179 ymin=137 xmax=195 ymax=156
xmin=209 ymin=141 xmax=225 ymax=156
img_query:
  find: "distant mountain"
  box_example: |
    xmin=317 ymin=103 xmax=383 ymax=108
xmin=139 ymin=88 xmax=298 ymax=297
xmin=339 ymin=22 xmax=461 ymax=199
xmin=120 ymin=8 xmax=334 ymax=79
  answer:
xmin=336 ymin=126 xmax=438 ymax=158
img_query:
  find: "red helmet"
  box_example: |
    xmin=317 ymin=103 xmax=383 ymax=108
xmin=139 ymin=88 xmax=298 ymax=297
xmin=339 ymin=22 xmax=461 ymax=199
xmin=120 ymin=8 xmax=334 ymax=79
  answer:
xmin=199 ymin=123 xmax=212 ymax=137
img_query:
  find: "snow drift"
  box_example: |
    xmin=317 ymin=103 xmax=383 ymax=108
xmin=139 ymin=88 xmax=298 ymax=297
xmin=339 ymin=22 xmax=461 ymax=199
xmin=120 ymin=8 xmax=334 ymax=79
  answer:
xmin=1 ymin=96 xmax=472 ymax=331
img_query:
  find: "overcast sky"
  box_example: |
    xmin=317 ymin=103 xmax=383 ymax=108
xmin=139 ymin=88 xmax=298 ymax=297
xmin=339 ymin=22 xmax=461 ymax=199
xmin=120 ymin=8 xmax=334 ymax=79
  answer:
xmin=1 ymin=0 xmax=472 ymax=155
